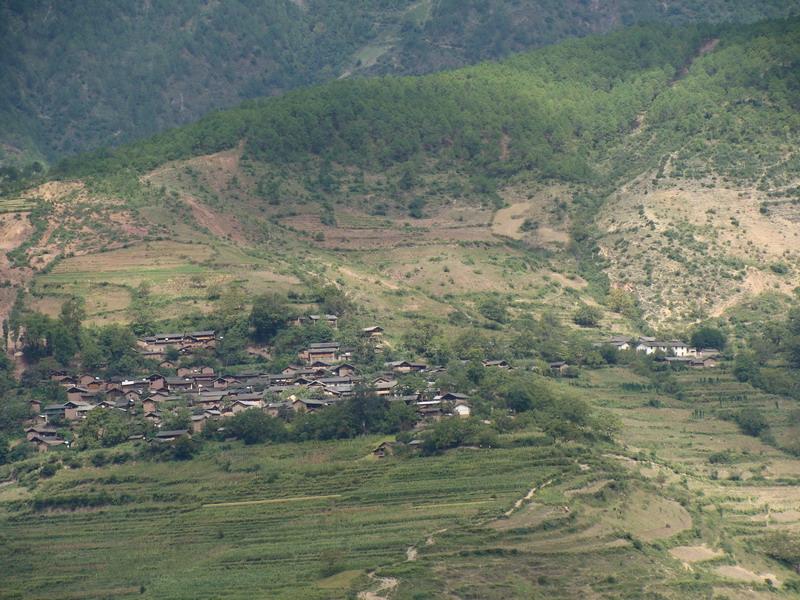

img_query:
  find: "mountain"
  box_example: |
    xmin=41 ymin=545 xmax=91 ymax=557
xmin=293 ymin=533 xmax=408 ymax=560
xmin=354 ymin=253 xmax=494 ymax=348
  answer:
xmin=0 ymin=18 xmax=796 ymax=336
xmin=3 ymin=18 xmax=800 ymax=600
xmin=1 ymin=0 xmax=798 ymax=165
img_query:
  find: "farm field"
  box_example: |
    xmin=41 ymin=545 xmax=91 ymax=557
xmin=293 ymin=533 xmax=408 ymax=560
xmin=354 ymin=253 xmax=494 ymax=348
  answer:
xmin=0 ymin=436 xmax=575 ymax=600
xmin=3 ymin=371 xmax=800 ymax=599
xmin=30 ymin=241 xmax=304 ymax=324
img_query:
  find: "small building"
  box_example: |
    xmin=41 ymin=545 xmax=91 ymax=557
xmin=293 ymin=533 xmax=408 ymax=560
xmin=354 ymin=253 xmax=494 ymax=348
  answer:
xmin=230 ymin=399 xmax=263 ymax=414
xmin=154 ymin=429 xmax=190 ymax=442
xmin=309 ymin=314 xmax=339 ymax=329
xmin=29 ymin=434 xmax=66 ymax=453
xmin=374 ymin=380 xmax=398 ymax=397
xmin=331 ymin=363 xmax=356 ymax=377
xmin=691 ymin=357 xmax=718 ymax=368
xmin=372 ymin=441 xmax=396 ymax=458
xmin=177 ymin=366 xmax=215 ymax=378
xmin=148 ymin=374 xmax=167 ymax=391
xmin=142 ymin=398 xmax=159 ymax=414
xmin=144 ymin=411 xmax=163 ymax=424
xmin=165 ymin=377 xmax=195 ymax=392
xmin=385 ymin=361 xmax=427 ymax=374
xmin=452 ymin=402 xmax=471 ymax=418
xmin=213 ymin=376 xmax=240 ymax=390
xmin=549 ymin=361 xmax=570 ymax=376
xmin=482 ymin=359 xmax=511 ymax=369
xmin=25 ymin=425 xmax=59 ymax=441
xmin=362 ymin=326 xmax=384 ymax=338
xmin=300 ymin=342 xmax=342 ymax=363
xmin=66 ymin=386 xmax=92 ymax=403
xmin=63 ymin=400 xmax=94 ymax=421
xmin=190 ymin=414 xmax=207 ymax=434
xmin=291 ymin=398 xmax=328 ymax=413
xmin=435 ymin=392 xmax=470 ymax=403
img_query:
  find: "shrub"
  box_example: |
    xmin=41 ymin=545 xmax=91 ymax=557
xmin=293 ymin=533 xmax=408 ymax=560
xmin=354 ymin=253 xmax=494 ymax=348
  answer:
xmin=573 ymin=304 xmax=601 ymax=327
xmin=735 ymin=407 xmax=769 ymax=437
xmin=690 ymin=326 xmax=726 ymax=350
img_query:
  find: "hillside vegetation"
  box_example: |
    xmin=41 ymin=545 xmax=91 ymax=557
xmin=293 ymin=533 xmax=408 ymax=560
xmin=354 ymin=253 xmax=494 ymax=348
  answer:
xmin=3 ymin=18 xmax=800 ymax=600
xmin=1 ymin=0 xmax=798 ymax=164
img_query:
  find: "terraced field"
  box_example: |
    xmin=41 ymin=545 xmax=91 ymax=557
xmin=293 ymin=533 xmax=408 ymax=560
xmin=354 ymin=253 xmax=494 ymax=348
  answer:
xmin=2 ymin=370 xmax=800 ymax=599
xmin=0 ymin=437 xmax=572 ymax=600
xmin=0 ymin=196 xmax=37 ymax=214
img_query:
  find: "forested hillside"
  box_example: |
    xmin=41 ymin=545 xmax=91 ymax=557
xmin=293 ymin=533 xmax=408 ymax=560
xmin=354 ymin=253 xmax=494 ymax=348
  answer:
xmin=4 ymin=18 xmax=800 ymax=599
xmin=1 ymin=0 xmax=798 ymax=166
xmin=56 ymin=20 xmax=800 ymax=192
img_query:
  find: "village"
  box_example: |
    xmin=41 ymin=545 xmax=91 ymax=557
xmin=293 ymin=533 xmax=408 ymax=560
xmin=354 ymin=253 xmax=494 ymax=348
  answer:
xmin=21 ymin=316 xmax=724 ymax=453
xmin=24 ymin=322 xmax=466 ymax=452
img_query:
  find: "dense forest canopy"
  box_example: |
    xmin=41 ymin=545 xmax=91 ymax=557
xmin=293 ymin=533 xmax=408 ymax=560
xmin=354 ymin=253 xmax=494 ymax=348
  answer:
xmin=53 ymin=20 xmax=800 ymax=192
xmin=1 ymin=0 xmax=798 ymax=165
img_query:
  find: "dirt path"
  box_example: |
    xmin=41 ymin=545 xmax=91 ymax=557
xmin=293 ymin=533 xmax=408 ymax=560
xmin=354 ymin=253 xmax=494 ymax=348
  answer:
xmin=503 ymin=479 xmax=554 ymax=518
xmin=358 ymin=572 xmax=399 ymax=600
xmin=202 ymin=494 xmax=341 ymax=508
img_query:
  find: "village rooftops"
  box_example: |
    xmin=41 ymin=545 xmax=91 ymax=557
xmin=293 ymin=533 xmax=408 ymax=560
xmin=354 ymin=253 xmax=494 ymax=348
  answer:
xmin=434 ymin=392 xmax=469 ymax=401
xmin=308 ymin=342 xmax=341 ymax=349
xmin=154 ymin=429 xmax=189 ymax=439
xmin=385 ymin=360 xmax=427 ymax=369
xmin=165 ymin=377 xmax=195 ymax=385
xmin=26 ymin=425 xmax=59 ymax=436
xmin=142 ymin=331 xmax=216 ymax=343
xmin=309 ymin=314 xmax=338 ymax=322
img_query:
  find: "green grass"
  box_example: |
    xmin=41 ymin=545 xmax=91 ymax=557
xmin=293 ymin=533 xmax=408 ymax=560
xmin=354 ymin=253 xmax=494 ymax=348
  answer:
xmin=0 ymin=196 xmax=37 ymax=213
xmin=0 ymin=437 xmax=569 ymax=600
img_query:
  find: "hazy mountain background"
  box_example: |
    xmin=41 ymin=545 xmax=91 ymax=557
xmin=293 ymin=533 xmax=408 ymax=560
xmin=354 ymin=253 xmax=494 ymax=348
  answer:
xmin=1 ymin=0 xmax=798 ymax=165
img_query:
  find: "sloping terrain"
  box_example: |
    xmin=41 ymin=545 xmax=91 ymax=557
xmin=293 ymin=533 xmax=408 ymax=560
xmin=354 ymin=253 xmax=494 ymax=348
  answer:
xmin=0 ymin=20 xmax=798 ymax=335
xmin=2 ymin=0 xmax=799 ymax=165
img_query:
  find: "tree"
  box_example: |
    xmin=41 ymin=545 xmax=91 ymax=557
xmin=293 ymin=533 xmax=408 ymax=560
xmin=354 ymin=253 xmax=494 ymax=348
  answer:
xmin=735 ymin=407 xmax=769 ymax=437
xmin=228 ymin=410 xmax=286 ymax=444
xmin=318 ymin=286 xmax=353 ymax=316
xmin=573 ymin=304 xmax=602 ymax=327
xmin=690 ymin=326 xmax=726 ymax=350
xmin=478 ymin=298 xmax=507 ymax=324
xmin=75 ymin=410 xmax=129 ymax=449
xmin=59 ymin=297 xmax=86 ymax=338
xmin=0 ymin=437 xmax=9 ymax=465
xmin=422 ymin=417 xmax=497 ymax=454
xmin=763 ymin=532 xmax=800 ymax=571
xmin=249 ymin=293 xmax=289 ymax=343
xmin=20 ymin=313 xmax=53 ymax=361
xmin=346 ymin=384 xmax=389 ymax=435
xmin=733 ymin=352 xmax=759 ymax=382
xmin=164 ymin=345 xmax=181 ymax=363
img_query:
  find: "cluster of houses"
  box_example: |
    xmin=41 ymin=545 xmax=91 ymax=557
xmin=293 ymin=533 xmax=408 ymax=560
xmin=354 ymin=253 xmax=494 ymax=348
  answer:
xmin=137 ymin=330 xmax=217 ymax=360
xmin=600 ymin=336 xmax=720 ymax=367
xmin=25 ymin=333 xmax=482 ymax=451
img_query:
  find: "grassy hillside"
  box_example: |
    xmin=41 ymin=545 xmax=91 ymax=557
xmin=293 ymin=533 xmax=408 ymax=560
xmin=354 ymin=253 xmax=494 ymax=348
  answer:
xmin=13 ymin=19 xmax=792 ymax=328
xmin=1 ymin=0 xmax=799 ymax=164
xmin=3 ymin=368 xmax=800 ymax=599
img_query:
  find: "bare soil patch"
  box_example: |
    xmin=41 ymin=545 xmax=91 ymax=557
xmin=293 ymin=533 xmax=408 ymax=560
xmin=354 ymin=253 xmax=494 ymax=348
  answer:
xmin=669 ymin=544 xmax=724 ymax=563
xmin=714 ymin=565 xmax=779 ymax=587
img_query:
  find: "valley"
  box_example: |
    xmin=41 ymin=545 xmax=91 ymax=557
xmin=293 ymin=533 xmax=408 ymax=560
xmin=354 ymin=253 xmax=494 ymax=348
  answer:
xmin=0 ymin=14 xmax=800 ymax=600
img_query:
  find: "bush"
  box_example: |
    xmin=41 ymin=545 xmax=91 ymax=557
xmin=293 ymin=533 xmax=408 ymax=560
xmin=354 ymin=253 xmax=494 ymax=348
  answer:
xmin=228 ymin=410 xmax=287 ymax=445
xmin=39 ymin=463 xmax=59 ymax=478
xmin=735 ymin=407 xmax=769 ymax=437
xmin=690 ymin=326 xmax=726 ymax=350
xmin=91 ymin=452 xmax=110 ymax=467
xmin=422 ymin=418 xmax=497 ymax=454
xmin=573 ymin=304 xmax=601 ymax=327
